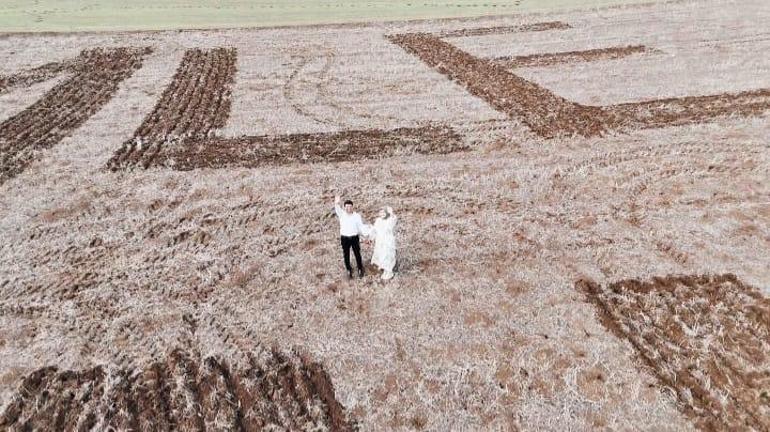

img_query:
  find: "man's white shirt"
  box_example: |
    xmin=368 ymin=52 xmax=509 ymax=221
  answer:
xmin=335 ymin=204 xmax=366 ymax=237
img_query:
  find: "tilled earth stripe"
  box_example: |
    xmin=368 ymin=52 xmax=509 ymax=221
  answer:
xmin=161 ymin=125 xmax=466 ymax=170
xmin=438 ymin=21 xmax=571 ymax=38
xmin=493 ymin=45 xmax=657 ymax=68
xmin=607 ymin=88 xmax=770 ymax=130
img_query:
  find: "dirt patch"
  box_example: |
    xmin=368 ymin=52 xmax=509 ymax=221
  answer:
xmin=493 ymin=45 xmax=657 ymax=68
xmin=0 ymin=47 xmax=151 ymax=185
xmin=0 ymin=348 xmax=354 ymax=431
xmin=607 ymin=88 xmax=770 ymax=130
xmin=437 ymin=21 xmax=571 ymax=38
xmin=388 ymin=32 xmax=770 ymax=138
xmin=577 ymin=274 xmax=770 ymax=431
xmin=161 ymin=125 xmax=465 ymax=170
xmin=108 ymin=47 xmax=237 ymax=170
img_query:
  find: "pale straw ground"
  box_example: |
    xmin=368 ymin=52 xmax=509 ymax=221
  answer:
xmin=0 ymin=0 xmax=768 ymax=430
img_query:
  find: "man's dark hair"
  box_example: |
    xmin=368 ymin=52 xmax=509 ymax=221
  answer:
xmin=344 ymin=200 xmax=353 ymax=206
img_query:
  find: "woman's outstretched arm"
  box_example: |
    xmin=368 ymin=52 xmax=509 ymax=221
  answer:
xmin=387 ymin=207 xmax=398 ymax=226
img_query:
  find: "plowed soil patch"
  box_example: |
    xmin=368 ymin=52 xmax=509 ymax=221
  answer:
xmin=493 ymin=45 xmax=656 ymax=68
xmin=108 ymin=47 xmax=237 ymax=170
xmin=607 ymin=88 xmax=770 ymax=130
xmin=577 ymin=274 xmax=770 ymax=431
xmin=163 ymin=125 xmax=465 ymax=170
xmin=0 ymin=348 xmax=353 ymax=431
xmin=389 ymin=32 xmax=770 ymax=138
xmin=0 ymin=47 xmax=151 ymax=185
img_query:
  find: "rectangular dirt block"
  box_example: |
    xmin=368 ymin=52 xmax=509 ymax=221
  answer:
xmin=437 ymin=21 xmax=571 ymax=38
xmin=164 ymin=125 xmax=466 ymax=170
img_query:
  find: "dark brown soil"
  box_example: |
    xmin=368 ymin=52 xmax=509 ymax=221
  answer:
xmin=388 ymin=33 xmax=770 ymax=138
xmin=0 ymin=348 xmax=354 ymax=431
xmin=607 ymin=88 xmax=770 ymax=130
xmin=0 ymin=47 xmax=151 ymax=185
xmin=162 ymin=125 xmax=465 ymax=170
xmin=108 ymin=47 xmax=237 ymax=170
xmin=437 ymin=21 xmax=571 ymax=38
xmin=577 ymin=274 xmax=770 ymax=432
xmin=494 ymin=45 xmax=656 ymax=68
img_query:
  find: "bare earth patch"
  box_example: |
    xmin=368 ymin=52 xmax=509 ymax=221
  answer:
xmin=437 ymin=21 xmax=572 ymax=38
xmin=493 ymin=45 xmax=657 ymax=68
xmin=163 ymin=125 xmax=465 ymax=169
xmin=609 ymin=89 xmax=770 ymax=130
xmin=577 ymin=274 xmax=770 ymax=431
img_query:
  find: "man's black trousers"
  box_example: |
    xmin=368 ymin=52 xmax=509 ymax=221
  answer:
xmin=341 ymin=235 xmax=363 ymax=273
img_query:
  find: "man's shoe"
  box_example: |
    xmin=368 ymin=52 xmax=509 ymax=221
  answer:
xmin=358 ymin=269 xmax=365 ymax=278
xmin=347 ymin=271 xmax=354 ymax=280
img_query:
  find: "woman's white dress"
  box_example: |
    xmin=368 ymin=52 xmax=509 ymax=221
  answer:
xmin=370 ymin=212 xmax=397 ymax=278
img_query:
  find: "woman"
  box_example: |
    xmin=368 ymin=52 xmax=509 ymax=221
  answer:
xmin=368 ymin=207 xmax=398 ymax=280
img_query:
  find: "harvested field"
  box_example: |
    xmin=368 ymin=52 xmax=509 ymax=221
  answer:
xmin=0 ymin=47 xmax=151 ymax=184
xmin=0 ymin=347 xmax=353 ymax=431
xmin=577 ymin=274 xmax=770 ymax=431
xmin=0 ymin=0 xmax=769 ymax=430
xmin=108 ymin=47 xmax=237 ymax=170
xmin=156 ymin=125 xmax=464 ymax=170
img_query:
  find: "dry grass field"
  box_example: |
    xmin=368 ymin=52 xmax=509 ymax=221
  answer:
xmin=0 ymin=0 xmax=769 ymax=430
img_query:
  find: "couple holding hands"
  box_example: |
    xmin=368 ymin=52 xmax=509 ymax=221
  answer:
xmin=334 ymin=195 xmax=397 ymax=280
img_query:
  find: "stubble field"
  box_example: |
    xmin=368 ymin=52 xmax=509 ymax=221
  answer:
xmin=0 ymin=0 xmax=768 ymax=430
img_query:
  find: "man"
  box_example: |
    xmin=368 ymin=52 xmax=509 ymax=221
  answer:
xmin=334 ymin=195 xmax=367 ymax=279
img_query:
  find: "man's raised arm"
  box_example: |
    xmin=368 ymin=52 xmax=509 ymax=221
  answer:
xmin=333 ymin=195 xmax=343 ymax=217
